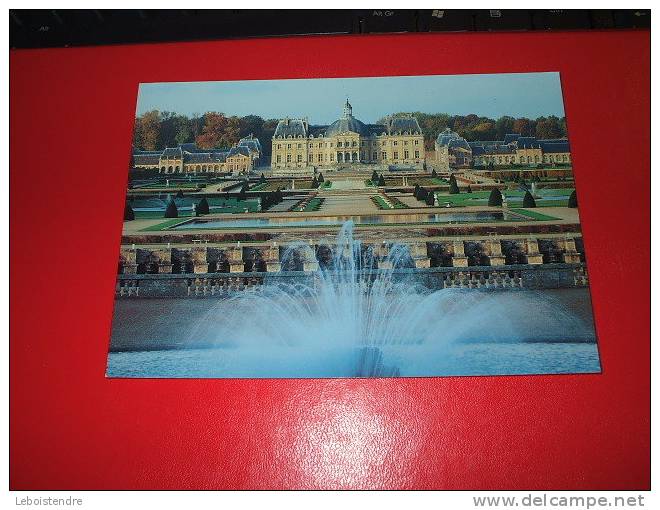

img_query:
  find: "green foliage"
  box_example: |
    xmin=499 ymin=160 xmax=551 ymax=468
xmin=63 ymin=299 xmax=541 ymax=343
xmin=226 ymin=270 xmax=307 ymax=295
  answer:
xmin=260 ymin=173 xmax=266 ymax=183
xmin=261 ymin=188 xmax=284 ymax=211
xmin=124 ymin=202 xmax=135 ymax=221
xmin=197 ymin=197 xmax=210 ymax=215
xmin=176 ymin=190 xmax=184 ymax=198
xmin=372 ymin=169 xmax=379 ymax=183
xmin=449 ymin=174 xmax=460 ymax=194
xmin=568 ymin=190 xmax=578 ymax=208
xmin=378 ymin=174 xmax=386 ymax=186
xmin=425 ymin=193 xmax=435 ymax=206
xmin=522 ymin=191 xmax=537 ymax=208
xmin=431 ymin=169 xmax=437 ymax=177
xmin=238 ymin=181 xmax=249 ymax=199
xmin=488 ymin=189 xmax=503 ymax=206
xmin=164 ymin=200 xmax=178 ymax=218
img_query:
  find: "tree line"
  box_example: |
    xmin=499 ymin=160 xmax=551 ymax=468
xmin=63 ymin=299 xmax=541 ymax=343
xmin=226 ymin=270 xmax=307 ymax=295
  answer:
xmin=133 ymin=110 xmax=568 ymax=160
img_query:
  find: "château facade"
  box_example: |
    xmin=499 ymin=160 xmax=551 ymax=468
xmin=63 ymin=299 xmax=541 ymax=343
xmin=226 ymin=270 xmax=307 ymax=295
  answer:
xmin=271 ymin=100 xmax=425 ymax=174
xmin=434 ymin=128 xmax=572 ymax=171
xmin=132 ymin=135 xmax=262 ymax=174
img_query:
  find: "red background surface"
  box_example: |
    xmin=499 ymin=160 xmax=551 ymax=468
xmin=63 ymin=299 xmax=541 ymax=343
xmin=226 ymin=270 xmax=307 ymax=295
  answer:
xmin=10 ymin=30 xmax=650 ymax=490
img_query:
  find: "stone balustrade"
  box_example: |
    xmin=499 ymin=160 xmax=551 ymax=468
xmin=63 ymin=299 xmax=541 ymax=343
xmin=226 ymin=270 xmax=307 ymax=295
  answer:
xmin=118 ymin=235 xmax=585 ymax=276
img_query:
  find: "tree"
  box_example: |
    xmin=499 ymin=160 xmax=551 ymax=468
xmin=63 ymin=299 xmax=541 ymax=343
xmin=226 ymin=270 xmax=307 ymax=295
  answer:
xmin=535 ymin=116 xmax=564 ymax=139
xmin=133 ymin=110 xmax=161 ymax=150
xmin=195 ymin=112 xmax=241 ymax=149
xmin=311 ymin=176 xmax=318 ymax=188
xmin=418 ymin=187 xmax=428 ymax=202
xmin=488 ymin=189 xmax=503 ymax=206
xmin=176 ymin=190 xmax=184 ymax=198
xmin=425 ymin=192 xmax=435 ymax=206
xmin=522 ymin=191 xmax=537 ymax=208
xmin=260 ymin=173 xmax=266 ymax=183
xmin=239 ymin=182 xmax=249 ymax=200
xmin=197 ymin=197 xmax=210 ymax=215
xmin=164 ymin=200 xmax=178 ymax=218
xmin=371 ymin=169 xmax=379 ymax=183
xmin=378 ymin=174 xmax=386 ymax=187
xmin=568 ymin=190 xmax=578 ymax=208
xmin=414 ymin=184 xmax=421 ymax=199
xmin=317 ymin=172 xmax=324 ymax=183
xmin=124 ymin=202 xmax=135 ymax=221
xmin=449 ymin=174 xmax=460 ymax=194
xmin=238 ymin=115 xmax=265 ymax=139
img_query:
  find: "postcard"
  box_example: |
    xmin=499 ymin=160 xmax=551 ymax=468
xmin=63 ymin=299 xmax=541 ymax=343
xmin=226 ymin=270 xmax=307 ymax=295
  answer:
xmin=108 ymin=72 xmax=599 ymax=378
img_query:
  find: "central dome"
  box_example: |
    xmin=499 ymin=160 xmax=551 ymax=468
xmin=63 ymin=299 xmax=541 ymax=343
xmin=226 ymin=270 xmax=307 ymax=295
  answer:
xmin=325 ymin=99 xmax=371 ymax=137
xmin=325 ymin=116 xmax=370 ymax=137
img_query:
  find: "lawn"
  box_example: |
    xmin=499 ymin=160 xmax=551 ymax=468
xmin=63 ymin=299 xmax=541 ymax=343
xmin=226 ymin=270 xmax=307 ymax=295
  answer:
xmin=303 ymin=198 xmax=324 ymax=212
xmin=130 ymin=197 xmax=260 ymax=219
xmin=140 ymin=218 xmax=191 ymax=231
xmin=509 ymin=208 xmax=560 ymax=221
xmin=434 ymin=188 xmax=574 ymax=208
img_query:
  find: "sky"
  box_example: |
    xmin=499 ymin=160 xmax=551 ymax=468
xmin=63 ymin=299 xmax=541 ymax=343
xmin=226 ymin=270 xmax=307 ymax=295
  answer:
xmin=136 ymin=72 xmax=566 ymax=123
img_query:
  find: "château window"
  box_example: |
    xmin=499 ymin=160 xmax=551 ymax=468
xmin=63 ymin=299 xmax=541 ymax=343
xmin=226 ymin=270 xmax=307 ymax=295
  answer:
xmin=393 ymin=152 xmax=398 ymax=159
xmin=287 ymin=144 xmax=291 ymax=149
xmin=414 ymin=140 xmax=419 ymax=145
xmin=297 ymin=143 xmax=302 ymax=149
xmin=277 ymin=144 xmax=281 ymax=149
xmin=330 ymin=153 xmax=334 ymax=161
xmin=404 ymin=150 xmax=409 ymax=159
xmin=381 ymin=152 xmax=386 ymax=160
xmin=276 ymin=155 xmax=281 ymax=163
xmin=309 ymin=155 xmax=313 ymax=162
xmin=297 ymin=155 xmax=302 ymax=162
xmin=393 ymin=141 xmax=398 ymax=146
xmin=338 ymin=141 xmax=343 ymax=147
xmin=414 ymin=150 xmax=419 ymax=158
xmin=286 ymin=155 xmax=291 ymax=162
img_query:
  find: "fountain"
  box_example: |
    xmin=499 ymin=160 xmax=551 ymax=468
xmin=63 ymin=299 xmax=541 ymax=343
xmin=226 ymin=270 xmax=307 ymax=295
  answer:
xmin=184 ymin=221 xmax=596 ymax=378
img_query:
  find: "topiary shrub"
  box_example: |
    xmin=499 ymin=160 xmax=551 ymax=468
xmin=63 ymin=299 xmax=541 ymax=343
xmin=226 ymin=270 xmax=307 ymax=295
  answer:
xmin=317 ymin=172 xmax=324 ymax=182
xmin=371 ymin=169 xmax=379 ymax=184
xmin=124 ymin=202 xmax=135 ymax=221
xmin=176 ymin=190 xmax=184 ymax=198
xmin=449 ymin=174 xmax=459 ymax=194
xmin=164 ymin=200 xmax=178 ymax=218
xmin=378 ymin=174 xmax=386 ymax=186
xmin=425 ymin=192 xmax=435 ymax=206
xmin=431 ymin=169 xmax=438 ymax=177
xmin=522 ymin=191 xmax=537 ymax=208
xmin=488 ymin=189 xmax=503 ymax=206
xmin=568 ymin=190 xmax=578 ymax=208
xmin=197 ymin=197 xmax=210 ymax=215
xmin=466 ymin=185 xmax=472 ymax=194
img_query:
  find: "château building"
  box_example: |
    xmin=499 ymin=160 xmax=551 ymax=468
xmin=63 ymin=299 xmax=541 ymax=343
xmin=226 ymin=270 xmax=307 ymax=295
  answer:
xmin=434 ymin=128 xmax=572 ymax=171
xmin=271 ymin=100 xmax=425 ymax=175
xmin=132 ymin=134 xmax=262 ymax=174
